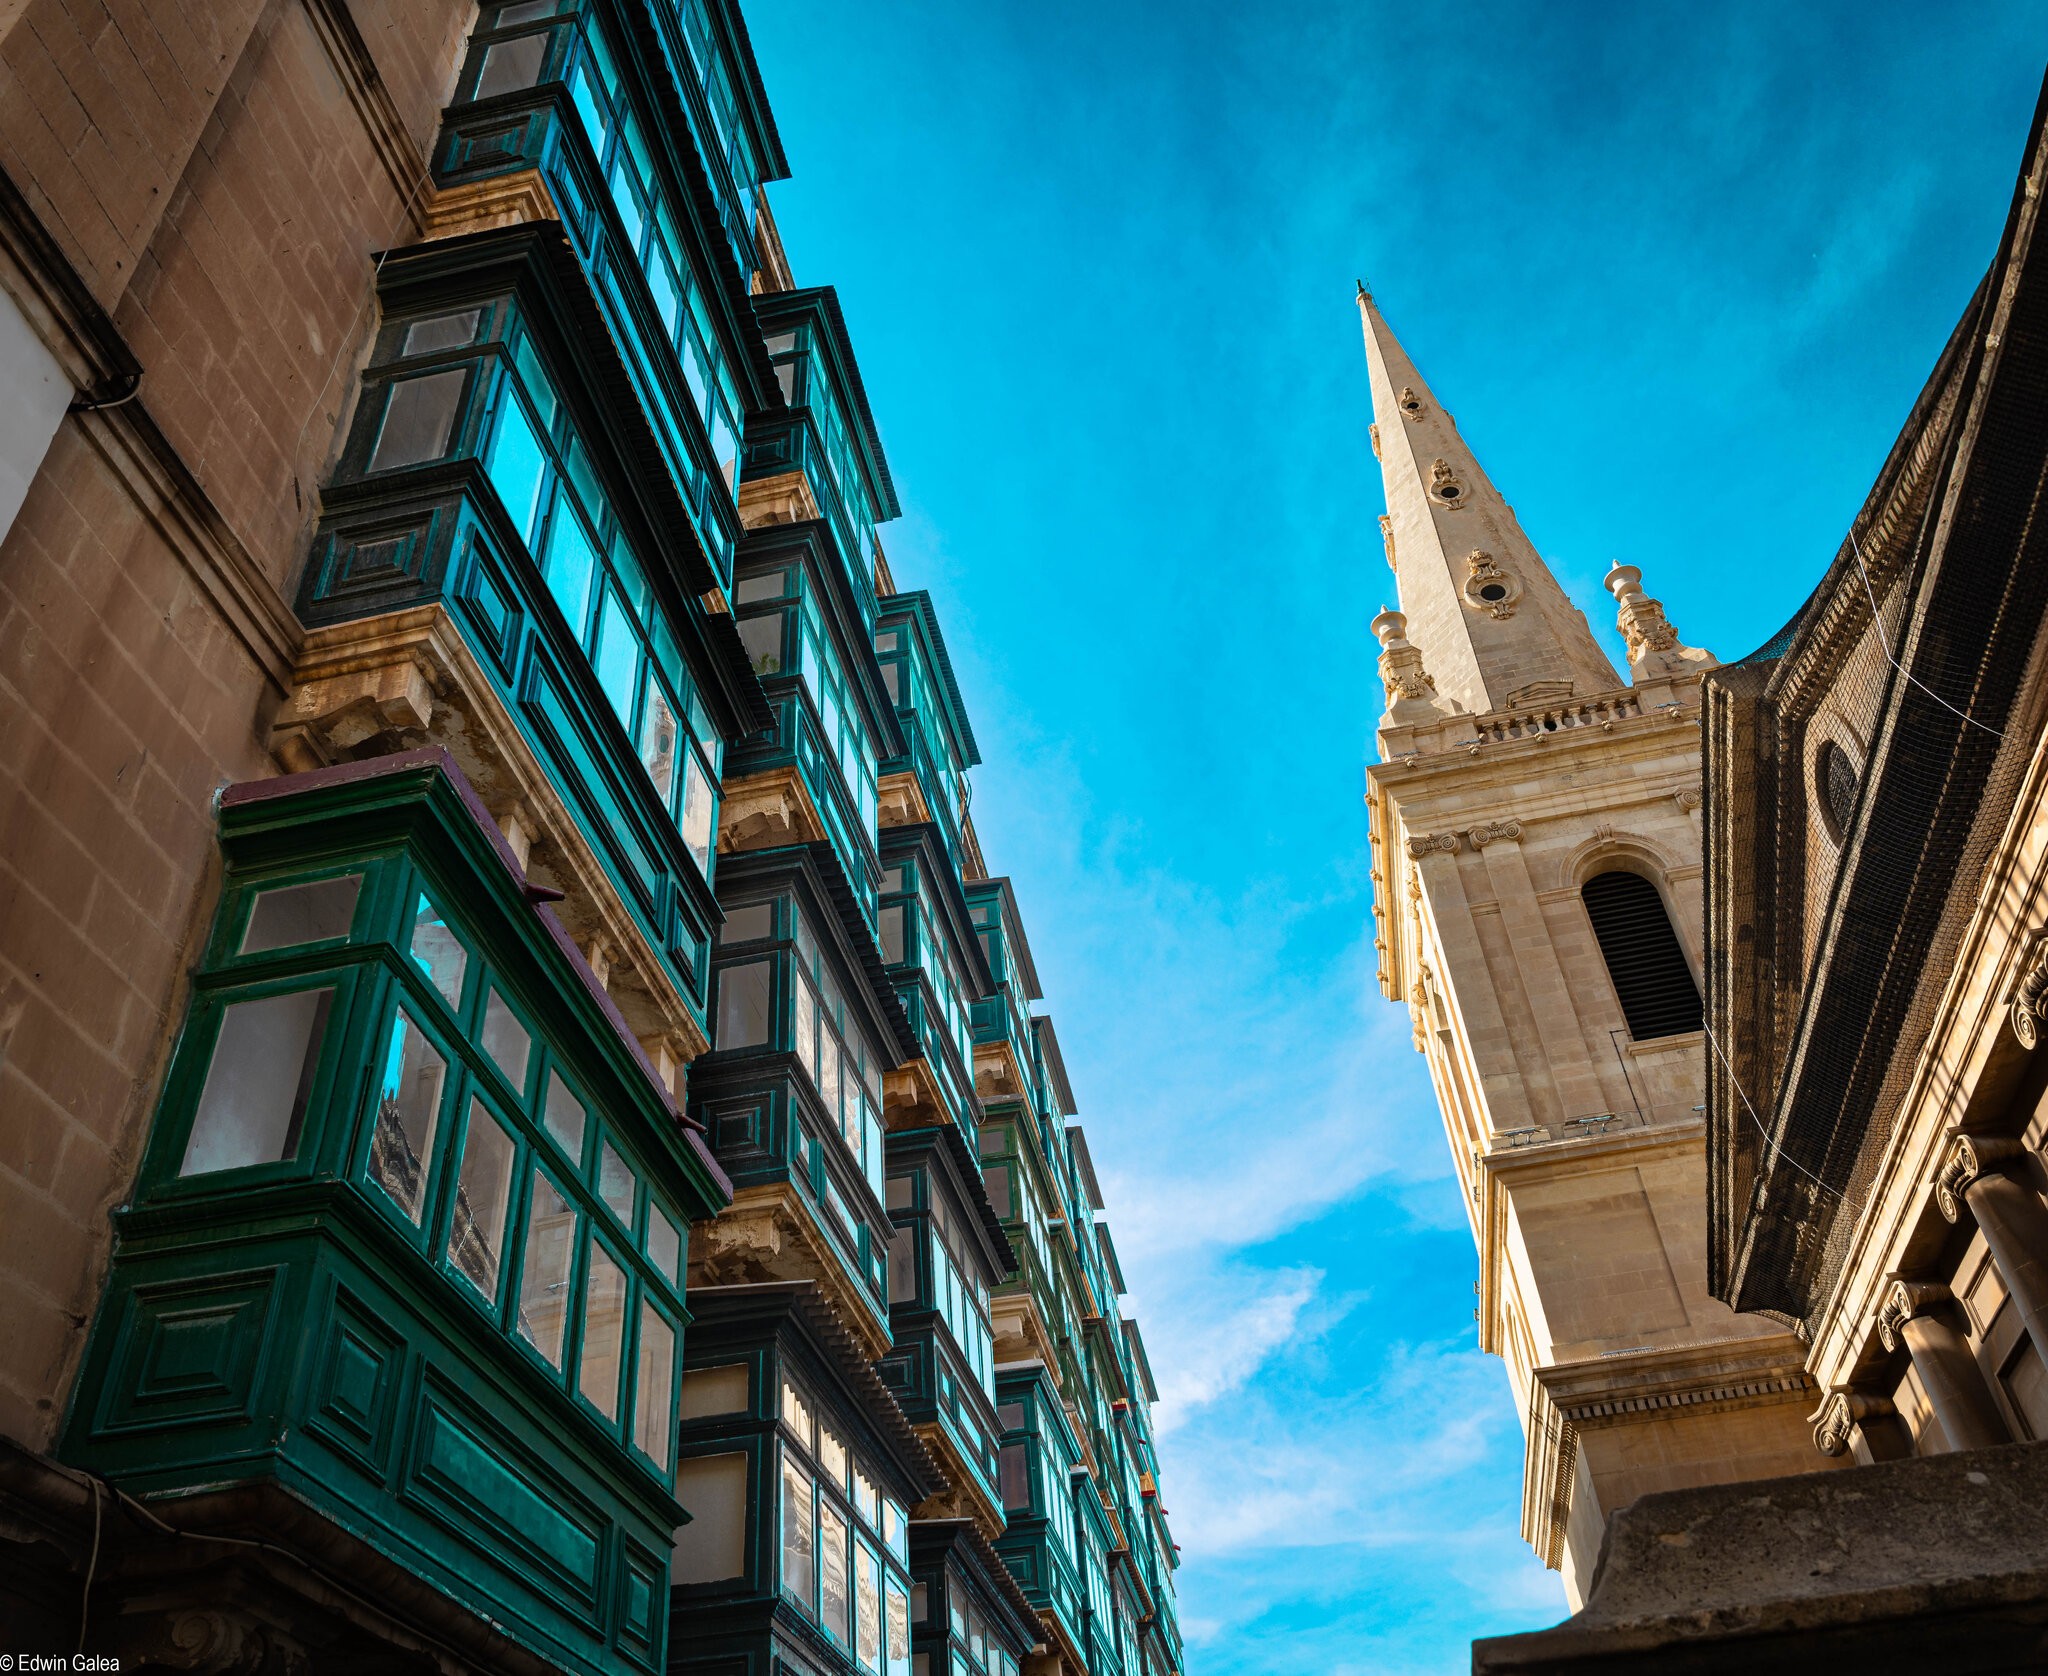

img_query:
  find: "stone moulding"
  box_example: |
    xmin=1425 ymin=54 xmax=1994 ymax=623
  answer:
xmin=718 ymin=764 xmax=828 ymax=853
xmin=268 ymin=602 xmax=711 ymax=1061
xmin=1466 ymin=818 xmax=1524 ymax=848
xmin=688 ymin=1180 xmax=892 ymax=1362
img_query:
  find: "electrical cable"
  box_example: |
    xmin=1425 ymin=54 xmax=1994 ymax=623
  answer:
xmin=1850 ymin=529 xmax=2006 ymax=741
xmin=77 ymin=1474 xmax=100 ymax=1654
xmin=1700 ymin=1015 xmax=1843 ymax=1201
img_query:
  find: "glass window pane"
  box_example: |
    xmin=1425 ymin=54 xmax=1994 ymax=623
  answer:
xmin=719 ymin=902 xmax=774 ymax=944
xmin=516 ymin=1168 xmax=576 ymax=1367
xmin=402 ymin=308 xmax=481 ymax=356
xmin=819 ymin=1424 xmax=848 ymax=1491
xmin=485 ymin=388 xmax=547 ymax=541
xmin=640 ymin=686 xmax=679 ymax=805
xmin=680 ymin=1362 xmax=749 ymax=1417
xmin=579 ymin=1239 xmax=627 ymax=1419
xmin=819 ymin=1500 xmax=850 ymax=1642
xmin=181 ymin=988 xmax=335 ymax=1175
xmin=886 ymin=1583 xmax=910 ymax=1676
xmin=794 ymin=979 xmax=817 ymax=1080
xmin=363 ymin=1007 xmax=446 ymax=1220
xmin=404 ymin=894 xmax=468 ymax=1012
xmin=998 ymin=1443 xmax=1030 ymax=1511
xmin=782 ymin=1379 xmax=813 ymax=1446
xmin=738 ymin=611 xmax=783 ymax=675
xmin=542 ymin=1072 xmax=586 ymax=1163
xmin=716 ymin=960 xmax=772 ymax=1049
xmin=599 ymin=1139 xmax=636 ymax=1225
xmin=542 ymin=501 xmax=599 ymax=636
xmin=681 ymin=753 xmax=714 ymax=872
xmin=482 ymin=988 xmax=531 ymax=1094
xmin=633 ymin=1301 xmax=675 ymax=1468
xmin=475 ymin=31 xmax=546 ymax=98
xmin=370 ymin=369 xmax=465 ymax=472
xmin=595 ymin=586 xmax=640 ymax=730
xmin=888 ymin=1224 xmax=915 ymax=1305
xmin=648 ymin=1206 xmax=681 ymax=1284
xmin=856 ymin=1543 xmax=881 ymax=1671
xmin=735 ymin=571 xmax=784 ymax=604
xmin=241 ymin=875 xmax=360 ymax=954
xmin=878 ymin=904 xmax=904 ymax=966
xmin=447 ymin=1097 xmax=517 ymax=1298
xmin=782 ymin=1456 xmax=816 ymax=1609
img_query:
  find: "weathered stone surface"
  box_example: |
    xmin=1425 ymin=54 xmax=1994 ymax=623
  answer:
xmin=1473 ymin=1439 xmax=2048 ymax=1673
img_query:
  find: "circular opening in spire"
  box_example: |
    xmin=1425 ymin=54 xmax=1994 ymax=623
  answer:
xmin=1478 ymin=583 xmax=1507 ymax=602
xmin=1438 ymin=484 xmax=1460 ymax=500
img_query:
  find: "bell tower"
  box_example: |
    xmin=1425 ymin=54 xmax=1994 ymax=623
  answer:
xmin=1356 ymin=287 xmax=1831 ymax=1604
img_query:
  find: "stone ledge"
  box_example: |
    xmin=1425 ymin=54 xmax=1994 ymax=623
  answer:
xmin=1473 ymin=1439 xmax=2048 ymax=1674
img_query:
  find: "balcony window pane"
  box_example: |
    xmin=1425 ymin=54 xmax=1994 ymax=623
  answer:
xmin=406 ymin=894 xmax=468 ymax=1010
xmin=856 ymin=1542 xmax=881 ymax=1671
xmin=363 ymin=1006 xmax=445 ymax=1220
xmin=542 ymin=1072 xmax=586 ymax=1163
xmin=595 ymin=586 xmax=640 ymax=730
xmin=579 ymin=1239 xmax=627 ymax=1419
xmin=888 ymin=1224 xmax=915 ymax=1305
xmin=720 ymin=902 xmax=774 ymax=945
xmin=794 ymin=979 xmax=817 ymax=1078
xmin=482 ymin=988 xmax=531 ymax=1094
xmin=402 ymin=308 xmax=480 ymax=356
xmin=681 ymin=752 xmax=714 ymax=872
xmin=819 ymin=1424 xmax=848 ymax=1491
xmin=680 ymin=1362 xmax=749 ymax=1417
xmin=886 ymin=1583 xmax=910 ymax=1676
xmin=242 ymin=875 xmax=360 ymax=954
xmin=475 ymin=32 xmax=546 ymax=99
xmin=633 ymin=1301 xmax=675 ymax=1468
xmin=447 ymin=1097 xmax=517 ymax=1299
xmin=709 ymin=398 xmax=739 ymax=490
xmin=736 ymin=571 xmax=784 ymax=604
xmin=640 ymin=686 xmax=679 ymax=805
xmin=782 ymin=1456 xmax=815 ymax=1608
xmin=783 ymin=1379 xmax=814 ymax=1446
xmin=984 ymin=1164 xmax=1011 ymax=1221
xmin=672 ymin=1452 xmax=748 ymax=1581
xmin=181 ymin=988 xmax=335 ymax=1175
xmin=878 ymin=904 xmax=904 ymax=966
xmin=369 ymin=370 xmax=464 ymax=472
xmin=819 ymin=1500 xmax=850 ymax=1642
xmin=599 ymin=1139 xmax=636 ymax=1225
xmin=998 ymin=1443 xmax=1030 ymax=1511
xmin=542 ymin=501 xmax=599 ymax=637
xmin=485 ymin=389 xmax=547 ymax=541
xmin=739 ymin=611 xmax=783 ymax=675
xmin=515 ymin=1168 xmax=576 ymax=1367
xmin=648 ymin=1205 xmax=681 ymax=1284
xmin=716 ymin=960 xmax=771 ymax=1049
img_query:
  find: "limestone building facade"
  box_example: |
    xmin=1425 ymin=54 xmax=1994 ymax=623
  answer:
xmin=1357 ymin=290 xmax=1827 ymax=1602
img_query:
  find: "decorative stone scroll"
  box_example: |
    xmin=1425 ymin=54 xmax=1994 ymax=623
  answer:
xmin=1406 ymin=832 xmax=1460 ymax=859
xmin=1370 ymin=422 xmax=1383 ymax=461
xmin=1673 ymin=786 xmax=1703 ymax=815
xmin=1935 ymin=1133 xmax=2028 ymax=1223
xmin=1379 ymin=513 xmax=1397 ymax=570
xmin=1465 ymin=819 xmax=1524 ymax=849
xmin=1809 ymin=1388 xmax=1899 ymax=1457
xmin=2011 ymin=940 xmax=2048 ymax=1048
xmin=1875 ymin=1278 xmax=1951 ymax=1352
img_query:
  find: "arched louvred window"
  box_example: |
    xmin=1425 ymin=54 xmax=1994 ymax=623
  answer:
xmin=1581 ymin=870 xmax=1702 ymax=1040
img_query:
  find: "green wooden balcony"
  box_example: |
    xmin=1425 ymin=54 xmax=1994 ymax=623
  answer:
xmin=60 ymin=752 xmax=728 ymax=1676
xmin=992 ymin=1365 xmax=1088 ymax=1669
xmin=876 ymin=827 xmax=991 ymax=1143
xmin=965 ymin=878 xmax=1042 ymax=1110
xmin=907 ymin=1519 xmax=1040 ymax=1676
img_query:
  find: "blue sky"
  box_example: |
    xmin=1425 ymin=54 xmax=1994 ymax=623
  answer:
xmin=751 ymin=5 xmax=2048 ymax=1670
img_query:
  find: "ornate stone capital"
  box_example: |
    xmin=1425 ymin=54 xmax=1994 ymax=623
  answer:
xmin=1876 ymin=1278 xmax=1952 ymax=1351
xmin=2012 ymin=939 xmax=2048 ymax=1048
xmin=1674 ymin=786 xmax=1703 ymax=814
xmin=1934 ymin=1132 xmax=2029 ymax=1223
xmin=1406 ymin=832 xmax=1460 ymax=859
xmin=1466 ymin=818 xmax=1524 ymax=849
xmin=1808 ymin=1388 xmax=1896 ymax=1457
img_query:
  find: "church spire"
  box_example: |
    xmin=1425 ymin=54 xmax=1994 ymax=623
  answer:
xmin=1357 ymin=287 xmax=1619 ymax=717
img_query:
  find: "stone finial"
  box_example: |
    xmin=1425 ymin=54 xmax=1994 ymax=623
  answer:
xmin=1604 ymin=563 xmax=1717 ymax=683
xmin=1809 ymin=1389 xmax=1898 ymax=1458
xmin=1876 ymin=1278 xmax=1952 ymax=1352
xmin=1934 ymin=1133 xmax=2028 ymax=1223
xmin=1372 ymin=609 xmax=1448 ymax=725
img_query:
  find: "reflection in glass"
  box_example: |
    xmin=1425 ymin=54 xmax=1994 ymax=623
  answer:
xmin=819 ymin=1425 xmax=848 ymax=1492
xmin=475 ymin=32 xmax=546 ymax=98
xmin=516 ymin=1168 xmax=576 ymax=1367
xmin=647 ymin=1207 xmax=681 ymax=1284
xmin=482 ymin=988 xmax=531 ymax=1093
xmin=448 ymin=1098 xmax=517 ymax=1299
xmin=599 ymin=1139 xmax=635 ymax=1225
xmin=738 ymin=612 xmax=783 ymax=675
xmin=719 ymin=902 xmax=774 ymax=945
xmin=716 ymin=961 xmax=772 ymax=1049
xmin=633 ymin=1302 xmax=674 ymax=1468
xmin=819 ymin=1500 xmax=850 ymax=1642
xmin=856 ymin=1542 xmax=881 ymax=1672
xmin=485 ymin=389 xmax=546 ymax=540
xmin=579 ymin=1239 xmax=627 ymax=1418
xmin=364 ymin=1008 xmax=446 ymax=1221
xmin=181 ymin=988 xmax=335 ymax=1175
xmin=885 ymin=1583 xmax=909 ymax=1676
xmin=640 ymin=687 xmax=679 ymax=805
xmin=681 ymin=754 xmax=714 ymax=871
xmin=595 ymin=586 xmax=639 ymax=731
xmin=401 ymin=309 xmax=480 ymax=357
xmin=543 ymin=1073 xmax=586 ymax=1162
xmin=542 ymin=499 xmax=598 ymax=635
xmin=241 ymin=875 xmax=360 ymax=954
xmin=407 ymin=894 xmax=467 ymax=1010
xmin=782 ymin=1457 xmax=815 ymax=1608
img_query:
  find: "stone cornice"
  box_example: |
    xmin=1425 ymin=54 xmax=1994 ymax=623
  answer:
xmin=1533 ymin=1331 xmax=1816 ymax=1428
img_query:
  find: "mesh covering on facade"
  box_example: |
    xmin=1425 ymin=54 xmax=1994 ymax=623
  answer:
xmin=1704 ymin=86 xmax=2048 ymax=1327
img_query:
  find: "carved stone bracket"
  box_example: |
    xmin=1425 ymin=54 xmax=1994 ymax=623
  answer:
xmin=1809 ymin=1388 xmax=1898 ymax=1457
xmin=1876 ymin=1278 xmax=1952 ymax=1352
xmin=1466 ymin=819 xmax=1524 ymax=849
xmin=1369 ymin=422 xmax=1383 ymax=461
xmin=1406 ymin=832 xmax=1460 ymax=859
xmin=689 ymin=1181 xmax=891 ymax=1360
xmin=1379 ymin=512 xmax=1397 ymax=570
xmin=1935 ymin=1132 xmax=2029 ymax=1223
xmin=2011 ymin=938 xmax=2048 ymax=1047
xmin=719 ymin=766 xmax=827 ymax=853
